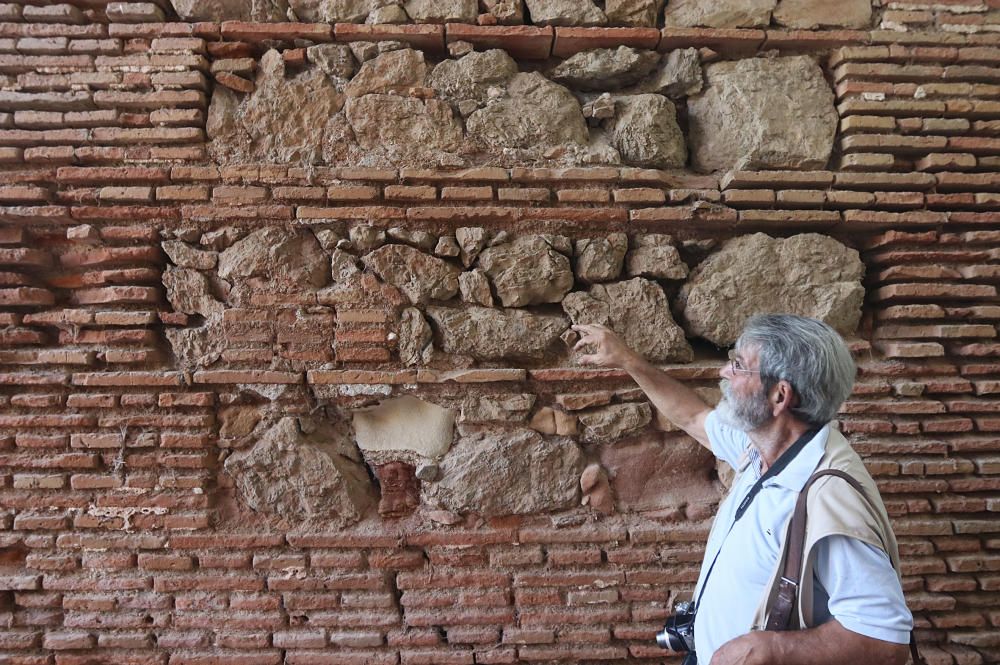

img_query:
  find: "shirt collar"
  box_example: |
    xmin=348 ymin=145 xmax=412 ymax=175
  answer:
xmin=756 ymin=424 xmax=829 ymax=492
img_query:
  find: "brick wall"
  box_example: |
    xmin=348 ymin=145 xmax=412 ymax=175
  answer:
xmin=1 ymin=1 xmax=999 ymax=664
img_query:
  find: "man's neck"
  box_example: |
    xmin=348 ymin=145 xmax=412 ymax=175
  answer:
xmin=749 ymin=418 xmax=811 ymax=473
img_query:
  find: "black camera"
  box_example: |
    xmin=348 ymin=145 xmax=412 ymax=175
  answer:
xmin=656 ymin=600 xmax=697 ymax=659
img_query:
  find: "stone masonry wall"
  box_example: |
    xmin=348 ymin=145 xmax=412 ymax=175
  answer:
xmin=0 ymin=0 xmax=999 ymax=663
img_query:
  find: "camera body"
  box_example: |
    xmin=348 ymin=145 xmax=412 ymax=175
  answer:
xmin=656 ymin=600 xmax=696 ymax=655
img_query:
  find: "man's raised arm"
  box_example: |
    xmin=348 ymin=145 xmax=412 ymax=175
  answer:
xmin=572 ymin=324 xmax=713 ymax=450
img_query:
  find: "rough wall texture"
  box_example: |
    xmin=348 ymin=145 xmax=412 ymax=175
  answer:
xmin=0 ymin=0 xmax=999 ymax=664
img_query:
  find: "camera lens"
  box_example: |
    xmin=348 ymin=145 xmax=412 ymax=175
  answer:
xmin=656 ymin=627 xmax=680 ymax=651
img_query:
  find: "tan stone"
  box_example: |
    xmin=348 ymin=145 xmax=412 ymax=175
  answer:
xmin=345 ymin=48 xmax=427 ymax=97
xmin=578 ymin=402 xmax=651 ymax=444
xmin=524 ymin=0 xmax=606 ymax=25
xmin=626 ymin=234 xmax=688 ymax=280
xmin=574 ymin=233 xmax=627 ymax=284
xmin=353 ymin=395 xmax=455 ymax=464
xmin=688 ymin=56 xmax=837 ymax=173
xmin=677 ymin=233 xmax=865 ymax=347
xmin=663 ymin=0 xmax=775 ymax=27
xmin=605 ymin=94 xmax=687 ymax=169
xmin=426 ymin=306 xmax=568 ymax=361
xmin=549 ymin=47 xmax=660 ymax=91
xmin=773 ymin=0 xmax=871 ymax=29
xmin=477 ymin=235 xmax=574 ymax=307
xmin=362 ymin=244 xmax=460 ymax=305
xmin=605 ymin=0 xmax=664 ymax=26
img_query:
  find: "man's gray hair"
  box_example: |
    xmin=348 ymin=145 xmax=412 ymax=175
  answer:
xmin=736 ymin=314 xmax=856 ymax=427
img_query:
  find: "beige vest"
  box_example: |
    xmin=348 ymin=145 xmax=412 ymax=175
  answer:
xmin=750 ymin=427 xmax=902 ymax=631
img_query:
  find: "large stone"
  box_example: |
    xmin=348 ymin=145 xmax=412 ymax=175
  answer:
xmin=428 ymin=49 xmax=519 ymax=109
xmin=477 ymin=235 xmax=574 ymax=307
xmin=170 ymin=0 xmax=288 ymax=21
xmin=362 ymin=244 xmax=460 ymax=305
xmin=344 ymin=95 xmax=463 ymax=162
xmin=663 ymin=0 xmax=775 ymax=27
xmin=574 ymin=233 xmax=627 ymax=284
xmin=563 ymin=278 xmax=693 ymax=362
xmin=578 ymin=402 xmax=651 ymax=444
xmin=550 ymin=47 xmax=660 ymax=91
xmin=688 ymin=56 xmax=837 ymax=172
xmin=626 ymin=234 xmax=688 ymax=280
xmin=466 ymin=72 xmax=588 ymax=150
xmin=353 ymin=395 xmax=455 ymax=465
xmin=635 ymin=48 xmax=702 ymax=98
xmin=459 ymin=269 xmax=494 ymax=306
xmin=345 ymin=48 xmax=427 ymax=97
xmin=398 ymin=307 xmax=433 ymax=366
xmin=773 ymin=0 xmax=872 ymax=29
xmin=404 ymin=0 xmax=477 ymax=22
xmin=208 ymin=50 xmax=345 ymax=165
xmin=163 ymin=267 xmax=223 ymax=317
xmin=218 ymin=227 xmax=329 ymax=292
xmin=605 ymin=94 xmax=687 ymax=169
xmin=427 ymin=306 xmax=568 ymax=361
xmin=524 ymin=0 xmax=606 ymax=25
xmin=605 ymin=0 xmax=664 ymax=26
xmin=677 ymin=233 xmax=866 ymax=347
xmin=599 ymin=432 xmax=720 ymax=513
xmin=483 ymin=0 xmax=524 ymax=24
xmin=288 ymin=0 xmax=377 ymax=22
xmin=427 ymin=428 xmax=584 ymax=516
xmin=224 ymin=417 xmax=376 ymax=525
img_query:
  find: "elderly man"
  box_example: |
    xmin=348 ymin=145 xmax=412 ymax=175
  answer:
xmin=572 ymin=314 xmax=914 ymax=665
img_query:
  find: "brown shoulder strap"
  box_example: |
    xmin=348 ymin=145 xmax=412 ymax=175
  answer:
xmin=764 ymin=469 xmax=927 ymax=665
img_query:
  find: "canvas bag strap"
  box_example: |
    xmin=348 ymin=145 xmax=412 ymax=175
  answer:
xmin=764 ymin=469 xmax=927 ymax=665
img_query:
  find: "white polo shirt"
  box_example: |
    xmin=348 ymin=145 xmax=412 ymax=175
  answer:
xmin=692 ymin=411 xmax=913 ymax=663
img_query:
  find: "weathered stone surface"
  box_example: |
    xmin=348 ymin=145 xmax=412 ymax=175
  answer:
xmin=399 ymin=307 xmax=433 ymax=366
xmin=224 ymin=417 xmax=375 ymax=526
xmin=170 ymin=0 xmax=288 ymax=21
xmin=162 ymin=240 xmax=217 ymax=270
xmin=483 ymin=0 xmax=524 ymax=23
xmin=466 ymin=72 xmax=588 ymax=150
xmin=605 ymin=94 xmax=687 ymax=169
xmin=574 ymin=233 xmax=627 ymax=284
xmin=663 ymin=0 xmax=775 ymax=27
xmin=688 ymin=56 xmax=837 ymax=172
xmin=524 ymin=0 xmax=606 ymax=26
xmin=580 ymin=463 xmax=614 ymax=514
xmin=331 ymin=248 xmax=361 ymax=282
xmin=435 ymin=236 xmax=461 ymax=258
xmin=599 ymin=432 xmax=720 ymax=513
xmin=428 ymin=49 xmax=519 ymax=110
xmin=344 ymin=95 xmax=464 ymax=162
xmin=578 ymin=402 xmax=651 ymax=444
xmin=353 ymin=395 xmax=455 ymax=464
xmin=459 ymin=269 xmax=494 ymax=306
xmin=369 ymin=4 xmax=408 ymax=22
xmin=550 ymin=47 xmax=660 ymax=91
xmin=460 ymin=393 xmax=536 ymax=423
xmin=455 ymin=227 xmax=488 ymax=267
xmin=288 ymin=0 xmax=375 ymax=22
xmin=773 ymin=0 xmax=871 ymax=29
xmin=349 ymin=224 xmax=385 ymax=252
xmin=626 ymin=234 xmax=688 ymax=280
xmin=635 ymin=48 xmax=702 ymax=98
xmin=208 ymin=50 xmax=344 ymax=166
xmin=564 ymin=278 xmax=693 ymax=362
xmin=219 ymin=405 xmax=262 ymax=438
xmin=427 ymin=306 xmax=568 ymax=361
xmin=477 ymin=235 xmax=574 ymax=307
xmin=163 ymin=267 xmax=223 ymax=317
xmin=218 ymin=227 xmax=329 ymax=292
xmin=404 ymin=0 xmax=477 ymax=22
xmin=307 ymin=44 xmax=357 ymax=80
xmin=166 ymin=315 xmax=225 ymax=370
xmin=605 ymin=0 xmax=664 ymax=26
xmin=427 ymin=428 xmax=584 ymax=516
xmin=387 ymin=227 xmax=436 ymax=251
xmin=345 ymin=48 xmax=427 ymax=97
xmin=363 ymin=244 xmax=460 ymax=305
xmin=677 ymin=233 xmax=866 ymax=347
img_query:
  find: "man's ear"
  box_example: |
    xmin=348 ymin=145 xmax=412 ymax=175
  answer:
xmin=772 ymin=381 xmax=796 ymax=416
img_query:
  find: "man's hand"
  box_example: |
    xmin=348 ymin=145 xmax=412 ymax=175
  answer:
xmin=572 ymin=324 xmax=640 ymax=369
xmin=709 ymin=631 xmax=771 ymax=665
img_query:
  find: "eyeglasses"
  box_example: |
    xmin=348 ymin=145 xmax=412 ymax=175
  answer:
xmin=728 ymin=349 xmax=760 ymax=375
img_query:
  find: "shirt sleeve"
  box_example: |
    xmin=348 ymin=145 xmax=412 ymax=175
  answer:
xmin=704 ymin=409 xmax=751 ymax=469
xmin=811 ymin=534 xmax=913 ymax=644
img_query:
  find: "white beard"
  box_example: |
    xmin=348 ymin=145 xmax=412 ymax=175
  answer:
xmin=717 ymin=380 xmax=772 ymax=432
